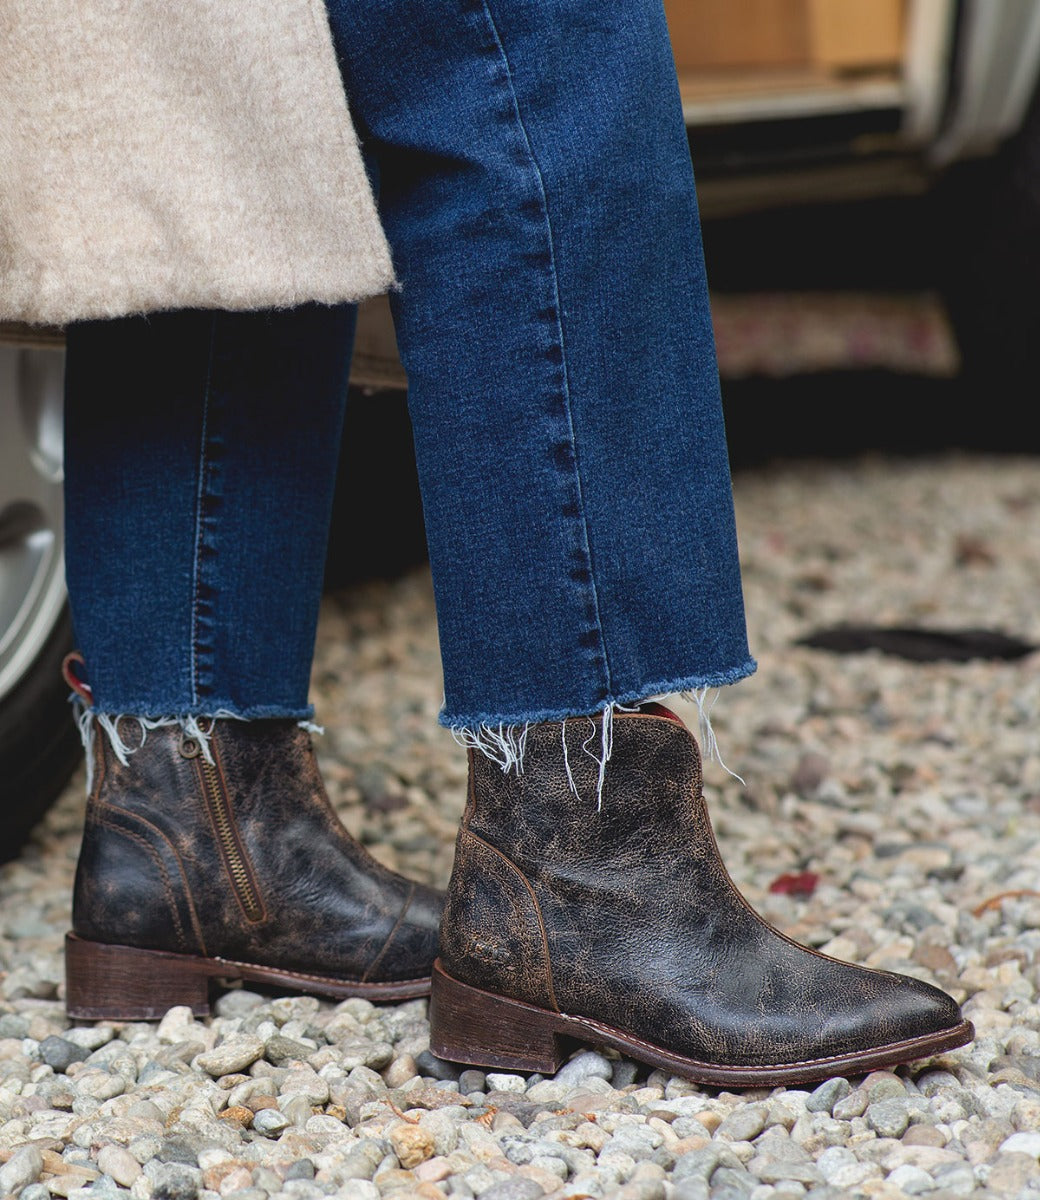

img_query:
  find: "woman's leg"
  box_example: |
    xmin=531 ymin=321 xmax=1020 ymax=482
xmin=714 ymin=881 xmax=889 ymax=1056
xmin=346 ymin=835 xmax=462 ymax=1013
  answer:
xmin=62 ymin=306 xmax=441 ymax=1019
xmin=327 ymin=0 xmax=970 ymax=1082
xmin=64 ymin=306 xmax=353 ymax=718
xmin=328 ymin=0 xmax=753 ymax=729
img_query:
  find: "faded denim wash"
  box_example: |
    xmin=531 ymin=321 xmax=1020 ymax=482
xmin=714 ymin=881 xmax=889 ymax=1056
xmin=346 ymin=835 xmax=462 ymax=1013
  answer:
xmin=63 ymin=0 xmax=754 ymax=725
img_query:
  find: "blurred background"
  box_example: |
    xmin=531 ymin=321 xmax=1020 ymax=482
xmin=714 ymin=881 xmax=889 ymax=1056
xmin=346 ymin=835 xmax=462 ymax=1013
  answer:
xmin=4 ymin=0 xmax=1040 ymax=852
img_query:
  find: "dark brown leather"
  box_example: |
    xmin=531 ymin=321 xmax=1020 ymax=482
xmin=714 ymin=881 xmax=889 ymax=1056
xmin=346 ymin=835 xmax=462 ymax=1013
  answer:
xmin=73 ymin=719 xmax=441 ymax=985
xmin=440 ymin=711 xmax=965 ymax=1068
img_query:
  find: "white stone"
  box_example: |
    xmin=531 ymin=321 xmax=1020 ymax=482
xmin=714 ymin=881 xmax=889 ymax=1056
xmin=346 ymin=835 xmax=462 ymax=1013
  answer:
xmin=999 ymin=1131 xmax=1040 ymax=1158
xmin=485 ymin=1073 xmax=528 ymax=1093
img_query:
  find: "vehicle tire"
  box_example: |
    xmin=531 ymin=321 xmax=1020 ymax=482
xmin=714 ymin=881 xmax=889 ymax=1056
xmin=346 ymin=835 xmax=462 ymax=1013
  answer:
xmin=0 ymin=605 xmax=82 ymax=864
xmin=0 ymin=335 xmax=82 ymax=863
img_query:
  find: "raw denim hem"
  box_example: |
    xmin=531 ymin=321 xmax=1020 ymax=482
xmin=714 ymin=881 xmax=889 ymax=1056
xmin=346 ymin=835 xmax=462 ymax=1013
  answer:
xmin=438 ymin=657 xmax=758 ymax=729
xmin=83 ymin=702 xmax=315 ymax=721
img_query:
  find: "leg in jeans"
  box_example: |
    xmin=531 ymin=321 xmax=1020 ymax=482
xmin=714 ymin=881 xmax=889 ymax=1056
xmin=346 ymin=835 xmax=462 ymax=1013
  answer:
xmin=61 ymin=306 xmax=441 ymax=1019
xmin=327 ymin=0 xmax=971 ymax=1082
xmin=330 ymin=0 xmax=753 ymax=729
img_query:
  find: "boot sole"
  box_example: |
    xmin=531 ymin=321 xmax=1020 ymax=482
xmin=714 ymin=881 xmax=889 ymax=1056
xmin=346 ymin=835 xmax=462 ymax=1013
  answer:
xmin=429 ymin=960 xmax=975 ymax=1088
xmin=65 ymin=933 xmax=431 ymax=1020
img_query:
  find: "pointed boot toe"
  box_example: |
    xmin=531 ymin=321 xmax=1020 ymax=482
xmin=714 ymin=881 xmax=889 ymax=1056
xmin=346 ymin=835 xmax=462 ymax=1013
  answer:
xmin=430 ymin=708 xmax=972 ymax=1087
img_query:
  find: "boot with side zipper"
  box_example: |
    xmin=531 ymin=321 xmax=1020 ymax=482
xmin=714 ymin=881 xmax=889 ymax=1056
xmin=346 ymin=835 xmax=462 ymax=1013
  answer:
xmin=66 ymin=712 xmax=442 ymax=1019
xmin=429 ymin=705 xmax=973 ymax=1087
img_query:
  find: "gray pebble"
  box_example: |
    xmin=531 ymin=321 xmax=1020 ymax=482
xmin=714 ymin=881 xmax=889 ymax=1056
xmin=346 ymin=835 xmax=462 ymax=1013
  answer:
xmin=253 ymin=1107 xmax=292 ymax=1136
xmin=145 ymin=1161 xmax=201 ymax=1200
xmin=865 ymin=1097 xmax=911 ymax=1139
xmin=158 ymin=1138 xmax=199 ymax=1167
xmin=284 ymin=1159 xmax=316 ymax=1181
xmin=708 ymin=1167 xmax=754 ymax=1198
xmin=611 ymin=1059 xmax=641 ymax=1089
xmin=715 ymin=1104 xmax=769 ymax=1143
xmin=478 ymin=1180 xmax=546 ymax=1200
xmin=0 ymin=1145 xmax=43 ymax=1195
xmin=553 ymin=1050 xmax=613 ymax=1086
xmin=755 ymin=1160 xmax=824 ymax=1185
xmin=458 ymin=1069 xmax=487 ymax=1094
xmin=805 ymin=1077 xmax=851 ymax=1114
xmin=671 ymin=1182 xmax=709 ymax=1200
xmin=887 ymin=1163 xmax=940 ymax=1194
xmin=39 ymin=1034 xmax=90 ymax=1072
xmin=831 ymin=1089 xmax=869 ymax=1121
xmin=0 ymin=1013 xmax=30 ymax=1038
xmin=416 ymin=1049 xmax=460 ymax=1080
xmin=264 ymin=1034 xmax=314 ymax=1066
xmin=195 ymin=1035 xmax=265 ymax=1077
xmin=336 ymin=1138 xmax=386 ymax=1181
xmin=19 ymin=1187 xmax=51 ymax=1200
xmin=672 ymin=1147 xmax=721 ymax=1182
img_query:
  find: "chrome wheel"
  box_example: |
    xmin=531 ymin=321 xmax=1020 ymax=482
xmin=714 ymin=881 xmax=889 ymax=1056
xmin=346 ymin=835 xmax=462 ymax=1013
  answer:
xmin=0 ymin=337 xmax=67 ymax=703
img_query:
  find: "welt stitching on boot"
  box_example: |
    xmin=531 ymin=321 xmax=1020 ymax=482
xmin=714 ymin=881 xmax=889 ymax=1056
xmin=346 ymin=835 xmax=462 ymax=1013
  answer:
xmin=65 ymin=716 xmax=443 ymax=1019
xmin=430 ymin=709 xmax=973 ymax=1087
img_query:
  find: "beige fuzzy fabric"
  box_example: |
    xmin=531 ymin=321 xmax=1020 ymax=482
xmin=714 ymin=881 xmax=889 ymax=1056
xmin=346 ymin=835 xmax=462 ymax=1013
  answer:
xmin=0 ymin=1 xmax=394 ymax=324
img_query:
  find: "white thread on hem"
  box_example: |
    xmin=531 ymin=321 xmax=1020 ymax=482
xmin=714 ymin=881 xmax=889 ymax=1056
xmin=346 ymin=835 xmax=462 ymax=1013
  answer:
xmin=681 ymin=687 xmax=745 ymax=785
xmin=71 ymin=702 xmax=245 ymax=792
xmin=451 ymin=722 xmax=530 ymax=774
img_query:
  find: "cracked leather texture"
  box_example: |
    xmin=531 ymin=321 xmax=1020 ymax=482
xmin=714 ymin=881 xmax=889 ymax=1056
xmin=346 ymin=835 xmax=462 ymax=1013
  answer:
xmin=441 ymin=711 xmax=964 ymax=1067
xmin=73 ymin=720 xmax=442 ymax=983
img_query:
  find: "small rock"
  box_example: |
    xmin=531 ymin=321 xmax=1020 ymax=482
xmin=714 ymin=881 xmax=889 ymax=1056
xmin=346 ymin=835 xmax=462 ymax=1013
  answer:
xmin=389 ymin=1122 xmax=436 ymax=1168
xmin=39 ymin=1036 xmax=90 ymax=1073
xmin=253 ymin=1108 xmax=291 ymax=1137
xmin=337 ymin=1139 xmax=386 ymax=1181
xmin=458 ymin=1069 xmax=487 ymax=1095
xmin=486 ymin=1072 xmax=528 ymax=1093
xmin=144 ymin=1161 xmax=201 ymax=1200
xmin=415 ymin=1050 xmax=460 ymax=1081
xmin=714 ymin=1104 xmax=768 ymax=1143
xmin=900 ymin=1123 xmax=946 ymax=1149
xmin=96 ymin=1145 xmax=142 ymax=1187
xmin=0 ymin=1145 xmax=44 ymax=1194
xmin=866 ymin=1097 xmax=911 ymax=1139
xmin=861 ymin=1071 xmax=906 ymax=1101
xmin=805 ymin=1077 xmax=850 ymax=1114
xmin=264 ymin=1035 xmax=313 ymax=1067
xmin=479 ymin=1179 xmax=546 ymax=1200
xmin=554 ymin=1051 xmax=612 ymax=1087
xmin=196 ymin=1036 xmax=264 ymax=1077
xmin=886 ymin=1164 xmax=935 ymax=1194
xmin=383 ymin=1054 xmax=419 ymax=1088
xmin=158 ymin=1139 xmax=199 ymax=1167
xmin=832 ymin=1089 xmax=869 ymax=1120
xmin=999 ymin=1131 xmax=1040 ymax=1157
xmin=611 ymin=1060 xmax=641 ymax=1089
xmin=283 ymin=1159 xmax=315 ymax=1181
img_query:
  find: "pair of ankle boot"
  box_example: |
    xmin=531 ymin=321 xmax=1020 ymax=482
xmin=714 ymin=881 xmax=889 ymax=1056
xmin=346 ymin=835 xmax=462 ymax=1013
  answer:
xmin=67 ymin=700 xmax=972 ymax=1086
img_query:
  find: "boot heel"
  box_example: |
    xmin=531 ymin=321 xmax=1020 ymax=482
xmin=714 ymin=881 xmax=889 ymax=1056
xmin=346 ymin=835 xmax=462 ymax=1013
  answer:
xmin=429 ymin=960 xmax=567 ymax=1074
xmin=65 ymin=934 xmax=211 ymax=1020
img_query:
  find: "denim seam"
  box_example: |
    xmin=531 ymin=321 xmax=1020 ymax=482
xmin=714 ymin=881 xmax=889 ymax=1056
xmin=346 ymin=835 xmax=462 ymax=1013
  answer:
xmin=479 ymin=0 xmax=614 ymax=707
xmin=189 ymin=314 xmax=218 ymax=706
xmin=438 ymin=656 xmax=757 ymax=729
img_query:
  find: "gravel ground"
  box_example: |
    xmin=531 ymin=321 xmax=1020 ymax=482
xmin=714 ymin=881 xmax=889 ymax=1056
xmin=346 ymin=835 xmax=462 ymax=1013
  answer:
xmin=3 ymin=451 xmax=1040 ymax=1199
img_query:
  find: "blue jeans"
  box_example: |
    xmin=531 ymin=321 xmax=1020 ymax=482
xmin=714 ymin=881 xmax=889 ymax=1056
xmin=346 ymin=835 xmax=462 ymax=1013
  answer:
xmin=64 ymin=0 xmax=754 ymax=727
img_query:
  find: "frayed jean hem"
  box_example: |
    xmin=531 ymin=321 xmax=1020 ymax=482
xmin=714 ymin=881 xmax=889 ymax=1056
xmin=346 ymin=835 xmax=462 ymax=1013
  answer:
xmin=437 ymin=658 xmax=757 ymax=730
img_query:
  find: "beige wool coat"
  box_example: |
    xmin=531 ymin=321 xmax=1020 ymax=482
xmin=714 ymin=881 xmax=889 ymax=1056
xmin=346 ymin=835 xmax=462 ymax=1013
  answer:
xmin=0 ymin=0 xmax=394 ymax=325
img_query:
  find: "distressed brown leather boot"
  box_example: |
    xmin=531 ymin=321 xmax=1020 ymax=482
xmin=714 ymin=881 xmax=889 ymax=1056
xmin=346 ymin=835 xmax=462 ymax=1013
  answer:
xmin=66 ymin=716 xmax=442 ymax=1019
xmin=430 ymin=706 xmax=973 ymax=1087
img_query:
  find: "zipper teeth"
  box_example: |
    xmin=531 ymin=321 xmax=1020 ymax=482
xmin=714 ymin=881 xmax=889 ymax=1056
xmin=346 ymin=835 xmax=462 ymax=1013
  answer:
xmin=199 ymin=757 xmax=264 ymax=922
